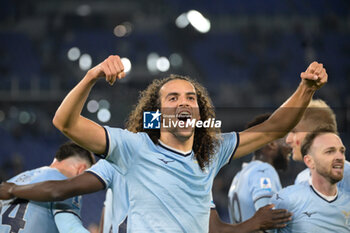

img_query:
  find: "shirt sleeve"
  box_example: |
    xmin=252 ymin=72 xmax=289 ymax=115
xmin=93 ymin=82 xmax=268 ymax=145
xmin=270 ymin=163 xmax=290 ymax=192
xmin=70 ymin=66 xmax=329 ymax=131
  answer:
xmin=52 ymin=195 xmax=82 ymax=222
xmin=254 ymin=197 xmax=271 ymax=211
xmin=54 ymin=212 xmax=89 ymax=233
xmin=210 ymin=190 xmax=216 ymax=209
xmin=215 ymin=132 xmax=239 ymax=172
xmin=104 ymin=126 xmax=144 ymax=175
xmin=294 ymin=168 xmax=310 ymax=185
xmin=251 ymin=166 xmax=282 ymax=209
xmin=86 ymin=159 xmax=118 ymax=189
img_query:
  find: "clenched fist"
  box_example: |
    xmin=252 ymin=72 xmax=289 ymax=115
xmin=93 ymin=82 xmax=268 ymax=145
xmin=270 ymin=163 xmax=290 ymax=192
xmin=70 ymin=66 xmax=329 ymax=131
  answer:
xmin=88 ymin=55 xmax=126 ymax=85
xmin=300 ymin=62 xmax=328 ymax=91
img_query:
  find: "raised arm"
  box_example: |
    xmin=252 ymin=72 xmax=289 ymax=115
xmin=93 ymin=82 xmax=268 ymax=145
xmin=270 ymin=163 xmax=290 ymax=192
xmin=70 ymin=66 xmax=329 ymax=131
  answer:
xmin=53 ymin=55 xmax=125 ymax=154
xmin=209 ymin=205 xmax=291 ymax=233
xmin=0 ymin=172 xmax=104 ymax=202
xmin=234 ymin=62 xmax=327 ymax=159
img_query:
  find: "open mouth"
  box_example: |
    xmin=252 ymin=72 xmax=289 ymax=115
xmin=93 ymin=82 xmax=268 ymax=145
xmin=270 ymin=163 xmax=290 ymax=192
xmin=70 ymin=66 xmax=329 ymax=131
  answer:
xmin=177 ymin=111 xmax=192 ymax=122
xmin=332 ymin=163 xmax=344 ymax=171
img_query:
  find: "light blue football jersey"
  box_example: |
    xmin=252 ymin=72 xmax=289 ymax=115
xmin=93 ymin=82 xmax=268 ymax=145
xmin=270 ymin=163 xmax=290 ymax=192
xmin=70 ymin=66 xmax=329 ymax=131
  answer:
xmin=86 ymin=159 xmax=128 ymax=233
xmin=228 ymin=160 xmax=282 ymax=224
xmin=271 ymin=184 xmax=350 ymax=233
xmin=102 ymin=127 xmax=239 ymax=233
xmin=103 ymin=189 xmax=115 ymax=233
xmin=295 ymin=161 xmax=350 ymax=192
xmin=294 ymin=168 xmax=310 ymax=185
xmin=0 ymin=166 xmax=83 ymax=233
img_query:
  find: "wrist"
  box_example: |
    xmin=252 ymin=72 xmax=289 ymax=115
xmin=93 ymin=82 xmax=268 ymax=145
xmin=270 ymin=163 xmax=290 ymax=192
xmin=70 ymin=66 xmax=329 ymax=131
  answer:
xmin=245 ymin=217 xmax=261 ymax=232
xmin=85 ymin=70 xmax=100 ymax=84
xmin=298 ymin=80 xmax=317 ymax=95
xmin=295 ymin=82 xmax=315 ymax=103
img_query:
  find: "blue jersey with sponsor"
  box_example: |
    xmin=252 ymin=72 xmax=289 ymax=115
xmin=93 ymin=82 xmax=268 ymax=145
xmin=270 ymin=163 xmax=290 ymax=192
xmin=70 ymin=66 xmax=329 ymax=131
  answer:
xmin=87 ymin=159 xmax=128 ymax=233
xmin=102 ymin=127 xmax=239 ymax=233
xmin=228 ymin=160 xmax=282 ymax=223
xmin=271 ymin=184 xmax=350 ymax=233
xmin=295 ymin=161 xmax=350 ymax=192
xmin=0 ymin=167 xmax=83 ymax=233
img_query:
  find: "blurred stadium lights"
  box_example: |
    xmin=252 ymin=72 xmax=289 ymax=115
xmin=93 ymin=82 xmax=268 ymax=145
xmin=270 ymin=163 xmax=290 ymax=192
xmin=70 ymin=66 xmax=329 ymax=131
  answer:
xmin=156 ymin=57 xmax=170 ymax=72
xmin=175 ymin=13 xmax=190 ymax=28
xmin=76 ymin=4 xmax=91 ymax=16
xmin=175 ymin=10 xmax=210 ymax=33
xmin=114 ymin=25 xmax=127 ymax=37
xmin=169 ymin=53 xmax=183 ymax=68
xmin=113 ymin=22 xmax=133 ymax=37
xmin=67 ymin=47 xmax=81 ymax=61
xmin=123 ymin=22 xmax=133 ymax=36
xmin=148 ymin=53 xmax=179 ymax=73
xmin=79 ymin=54 xmax=92 ymax=71
xmin=121 ymin=57 xmax=132 ymax=73
xmin=147 ymin=53 xmax=160 ymax=73
xmin=87 ymin=100 xmax=99 ymax=113
xmin=98 ymin=99 xmax=110 ymax=110
xmin=97 ymin=109 xmax=111 ymax=123
xmin=19 ymin=111 xmax=31 ymax=124
xmin=187 ymin=10 xmax=211 ymax=33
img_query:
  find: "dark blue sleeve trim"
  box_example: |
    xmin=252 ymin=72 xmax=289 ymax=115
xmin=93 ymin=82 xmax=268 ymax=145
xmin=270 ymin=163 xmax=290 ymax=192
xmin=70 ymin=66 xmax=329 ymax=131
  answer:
xmin=54 ymin=210 xmax=82 ymax=220
xmin=94 ymin=126 xmax=110 ymax=159
xmin=85 ymin=171 xmax=107 ymax=190
xmin=228 ymin=132 xmax=240 ymax=164
xmin=253 ymin=195 xmax=273 ymax=204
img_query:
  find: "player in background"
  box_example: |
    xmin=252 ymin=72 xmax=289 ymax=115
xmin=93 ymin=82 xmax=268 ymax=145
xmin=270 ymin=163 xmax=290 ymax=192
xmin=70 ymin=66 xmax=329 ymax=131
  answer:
xmin=87 ymin=159 xmax=128 ymax=233
xmin=285 ymin=99 xmax=350 ymax=191
xmin=0 ymin=55 xmax=327 ymax=232
xmin=0 ymin=141 xmax=95 ymax=233
xmin=1 ymin=156 xmax=292 ymax=233
xmin=228 ymin=114 xmax=290 ymax=224
xmin=271 ymin=128 xmax=350 ymax=232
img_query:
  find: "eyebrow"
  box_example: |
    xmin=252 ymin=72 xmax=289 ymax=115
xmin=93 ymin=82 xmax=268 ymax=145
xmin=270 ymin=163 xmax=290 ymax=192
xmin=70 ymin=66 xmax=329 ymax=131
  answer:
xmin=323 ymin=146 xmax=346 ymax=151
xmin=166 ymin=92 xmax=196 ymax=98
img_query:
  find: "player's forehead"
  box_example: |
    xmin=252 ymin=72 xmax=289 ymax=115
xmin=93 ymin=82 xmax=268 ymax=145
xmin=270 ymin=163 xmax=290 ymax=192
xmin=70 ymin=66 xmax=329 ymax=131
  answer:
xmin=312 ymin=133 xmax=344 ymax=150
xmin=159 ymin=79 xmax=196 ymax=98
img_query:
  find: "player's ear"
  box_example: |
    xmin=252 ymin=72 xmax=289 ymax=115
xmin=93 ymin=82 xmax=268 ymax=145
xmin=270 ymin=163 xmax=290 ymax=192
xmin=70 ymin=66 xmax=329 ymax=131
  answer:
xmin=304 ymin=154 xmax=314 ymax=169
xmin=77 ymin=163 xmax=88 ymax=175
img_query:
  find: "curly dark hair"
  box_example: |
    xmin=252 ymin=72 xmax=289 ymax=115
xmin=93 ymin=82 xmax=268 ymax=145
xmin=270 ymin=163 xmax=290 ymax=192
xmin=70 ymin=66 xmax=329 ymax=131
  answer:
xmin=125 ymin=74 xmax=220 ymax=170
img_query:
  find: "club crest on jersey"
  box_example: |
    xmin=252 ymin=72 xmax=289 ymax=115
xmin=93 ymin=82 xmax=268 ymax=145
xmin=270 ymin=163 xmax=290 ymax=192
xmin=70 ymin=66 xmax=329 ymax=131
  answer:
xmin=342 ymin=210 xmax=350 ymax=226
xmin=260 ymin=177 xmax=272 ymax=190
xmin=143 ymin=110 xmax=161 ymax=129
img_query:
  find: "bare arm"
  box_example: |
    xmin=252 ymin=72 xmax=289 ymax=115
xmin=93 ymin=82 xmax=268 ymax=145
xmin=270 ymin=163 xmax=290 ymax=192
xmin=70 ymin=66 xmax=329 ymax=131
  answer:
xmin=0 ymin=172 xmax=104 ymax=202
xmin=209 ymin=205 xmax=291 ymax=233
xmin=52 ymin=55 xmax=125 ymax=154
xmin=234 ymin=62 xmax=327 ymax=159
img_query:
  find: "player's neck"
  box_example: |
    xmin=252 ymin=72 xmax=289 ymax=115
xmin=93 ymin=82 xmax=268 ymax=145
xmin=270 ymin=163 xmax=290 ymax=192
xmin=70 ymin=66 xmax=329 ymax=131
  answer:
xmin=50 ymin=159 xmax=76 ymax=178
xmin=159 ymin=132 xmax=194 ymax=152
xmin=311 ymin=175 xmax=338 ymax=196
xmin=253 ymin=154 xmax=273 ymax=165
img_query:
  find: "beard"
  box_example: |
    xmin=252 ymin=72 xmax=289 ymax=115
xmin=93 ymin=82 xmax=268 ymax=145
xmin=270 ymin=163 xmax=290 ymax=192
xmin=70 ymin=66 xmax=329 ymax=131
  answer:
xmin=316 ymin=166 xmax=344 ymax=184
